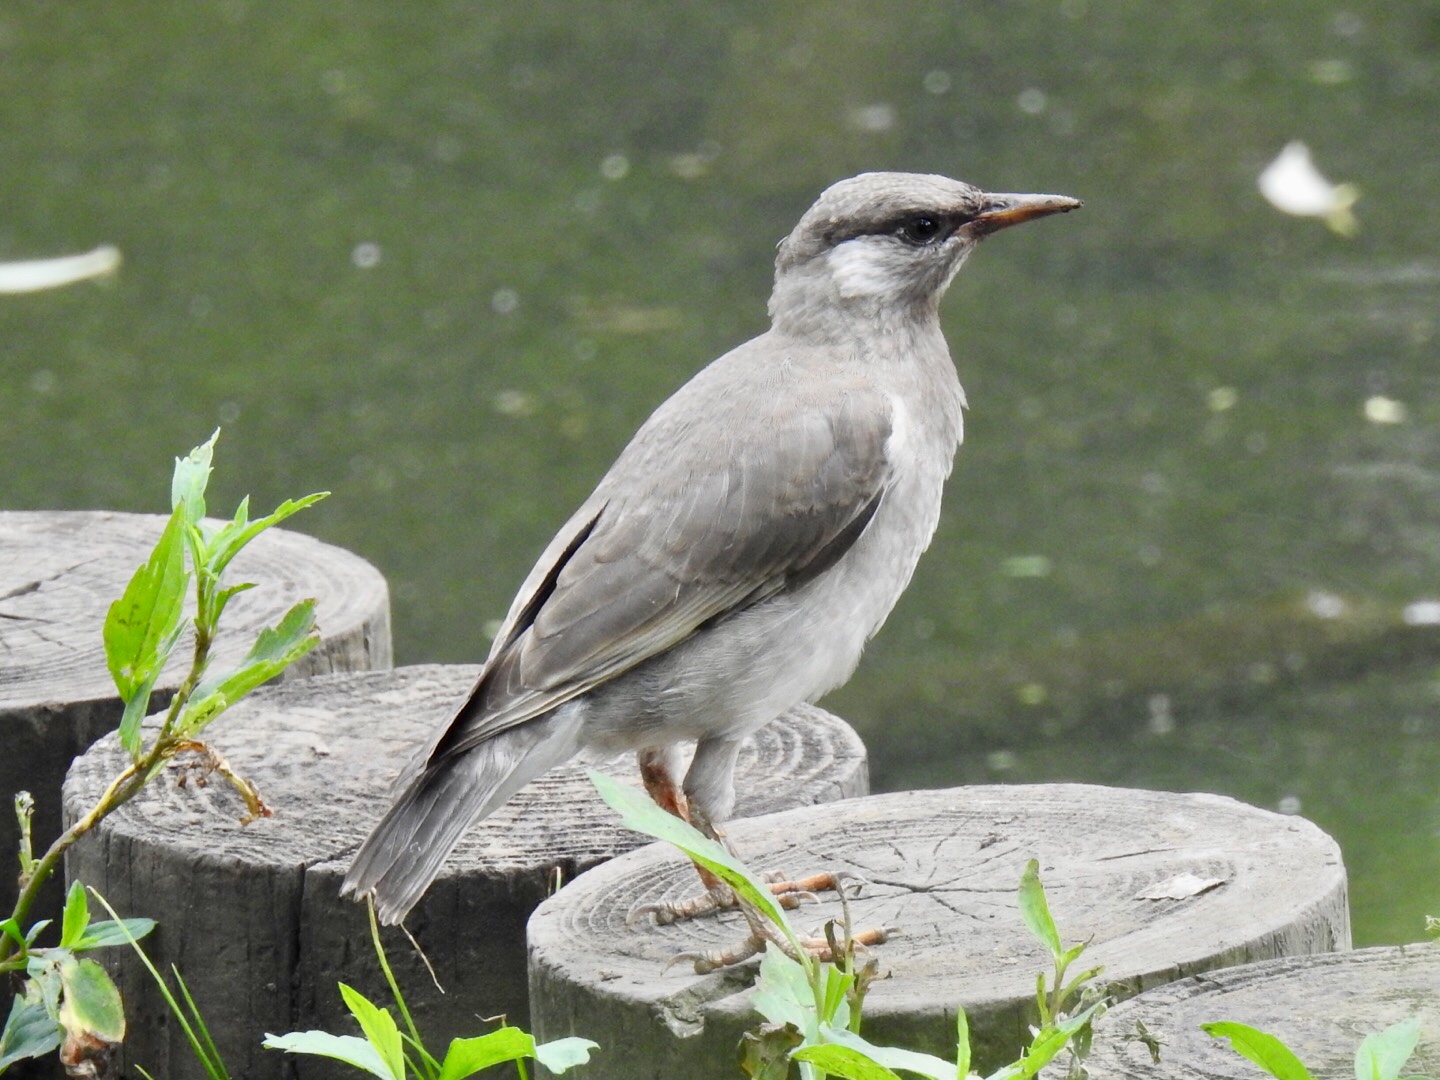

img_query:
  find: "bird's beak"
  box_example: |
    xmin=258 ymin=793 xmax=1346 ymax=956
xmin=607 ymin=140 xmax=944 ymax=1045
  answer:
xmin=967 ymin=192 xmax=1083 ymax=237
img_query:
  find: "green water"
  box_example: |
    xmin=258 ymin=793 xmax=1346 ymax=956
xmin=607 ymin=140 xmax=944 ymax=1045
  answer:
xmin=3 ymin=4 xmax=1437 ymax=945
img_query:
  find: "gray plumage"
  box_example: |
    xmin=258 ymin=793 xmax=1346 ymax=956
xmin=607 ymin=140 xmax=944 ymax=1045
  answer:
xmin=343 ymin=172 xmax=1080 ymax=924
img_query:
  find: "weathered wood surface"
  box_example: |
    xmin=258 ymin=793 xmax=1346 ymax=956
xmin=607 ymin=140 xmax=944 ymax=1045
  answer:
xmin=1072 ymin=945 xmax=1439 ymax=1077
xmin=528 ymin=785 xmax=1351 ymax=1079
xmin=1 ymin=509 xmax=392 ymax=923
xmin=62 ymin=665 xmax=868 ymax=1080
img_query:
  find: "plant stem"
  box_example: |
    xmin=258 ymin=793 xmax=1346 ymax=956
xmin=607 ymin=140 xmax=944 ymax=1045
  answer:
xmin=369 ymin=900 xmax=440 ymax=1077
xmin=0 ymin=623 xmax=215 ymax=964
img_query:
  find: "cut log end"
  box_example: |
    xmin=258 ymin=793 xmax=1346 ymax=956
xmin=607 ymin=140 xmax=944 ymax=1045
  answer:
xmin=527 ymin=785 xmax=1351 ymax=1079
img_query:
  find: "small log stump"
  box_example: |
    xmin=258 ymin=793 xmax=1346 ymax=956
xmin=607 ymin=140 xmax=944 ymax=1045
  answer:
xmin=528 ymin=785 xmax=1350 ymax=1079
xmin=62 ymin=665 xmax=868 ymax=1080
xmin=1 ymin=510 xmax=392 ymax=919
xmin=1072 ymin=945 xmax=1439 ymax=1077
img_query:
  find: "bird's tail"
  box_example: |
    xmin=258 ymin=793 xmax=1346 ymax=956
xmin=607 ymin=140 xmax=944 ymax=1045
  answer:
xmin=341 ymin=712 xmax=581 ymax=925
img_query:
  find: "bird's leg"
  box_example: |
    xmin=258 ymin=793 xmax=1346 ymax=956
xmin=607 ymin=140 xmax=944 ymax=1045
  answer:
xmin=630 ymin=744 xmax=847 ymax=926
xmin=634 ymin=746 xmax=735 ymax=920
xmin=671 ymin=835 xmax=896 ymax=974
xmin=677 ymin=923 xmax=895 ymax=975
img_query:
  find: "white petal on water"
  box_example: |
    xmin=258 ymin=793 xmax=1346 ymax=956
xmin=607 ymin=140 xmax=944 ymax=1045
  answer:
xmin=1402 ymin=600 xmax=1440 ymax=626
xmin=1257 ymin=141 xmax=1360 ymax=236
xmin=1363 ymin=395 xmax=1406 ymax=424
xmin=1305 ymin=590 xmax=1348 ymax=619
xmin=0 ymin=245 xmax=121 ymax=294
xmin=847 ymin=103 xmax=896 ymax=133
xmin=1002 ymin=554 xmax=1053 ymax=578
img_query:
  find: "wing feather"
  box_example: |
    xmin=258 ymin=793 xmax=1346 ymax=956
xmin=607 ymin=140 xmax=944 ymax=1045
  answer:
xmin=428 ymin=339 xmax=895 ymax=763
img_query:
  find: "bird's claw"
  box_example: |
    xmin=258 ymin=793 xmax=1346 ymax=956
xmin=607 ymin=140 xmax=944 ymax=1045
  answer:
xmin=666 ymin=923 xmax=898 ymax=975
xmin=800 ymin=923 xmax=898 ymax=961
xmin=628 ymin=883 xmax=738 ymax=926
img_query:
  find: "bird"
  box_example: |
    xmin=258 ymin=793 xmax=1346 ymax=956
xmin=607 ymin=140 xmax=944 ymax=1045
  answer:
xmin=343 ymin=171 xmax=1081 ymax=927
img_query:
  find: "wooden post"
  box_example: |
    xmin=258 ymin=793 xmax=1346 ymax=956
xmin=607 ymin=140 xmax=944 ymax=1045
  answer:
xmin=62 ymin=665 xmax=868 ymax=1080
xmin=1 ymin=510 xmax=392 ymax=923
xmin=1073 ymin=945 xmax=1439 ymax=1077
xmin=527 ymin=785 xmax=1351 ymax=1079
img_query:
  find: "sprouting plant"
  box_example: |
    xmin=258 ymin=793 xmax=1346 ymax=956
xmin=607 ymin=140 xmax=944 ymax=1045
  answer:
xmin=0 ymin=430 xmax=327 ymax=1074
xmin=0 ymin=882 xmax=154 ymax=1074
xmin=87 ymin=888 xmax=230 ymax=1080
xmin=1203 ymin=1017 xmax=1432 ymax=1080
xmin=589 ymin=772 xmax=1108 ymax=1080
xmin=264 ymin=901 xmax=598 ymax=1079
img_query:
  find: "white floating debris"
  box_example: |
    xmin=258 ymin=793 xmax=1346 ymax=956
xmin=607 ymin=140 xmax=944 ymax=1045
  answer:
xmin=1305 ymin=590 xmax=1348 ymax=619
xmin=1257 ymin=141 xmax=1360 ymax=237
xmin=1016 ymin=87 xmax=1048 ymax=115
xmin=1002 ymin=554 xmax=1053 ymax=578
xmin=0 ymin=245 xmax=121 ymax=294
xmin=1207 ymin=386 xmax=1238 ymax=412
xmin=491 ymin=287 xmax=520 ymax=315
xmin=1402 ymin=601 xmax=1440 ymax=626
xmin=350 ymin=241 xmax=382 ymax=269
xmin=1135 ymin=872 xmax=1225 ymax=901
xmin=599 ymin=153 xmax=630 ymax=181
xmin=847 ymin=103 xmax=896 ymax=133
xmin=1363 ymin=395 xmax=1407 ymax=424
xmin=492 ymin=387 xmax=536 ymax=417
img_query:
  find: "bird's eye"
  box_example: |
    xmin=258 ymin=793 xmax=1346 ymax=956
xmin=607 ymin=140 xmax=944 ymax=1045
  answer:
xmin=899 ymin=215 xmax=945 ymax=245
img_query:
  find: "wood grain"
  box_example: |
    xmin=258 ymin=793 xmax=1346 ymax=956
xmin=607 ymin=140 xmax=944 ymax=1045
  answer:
xmin=1 ymin=509 xmax=392 ymax=920
xmin=1072 ymin=945 xmax=1439 ymax=1077
xmin=528 ymin=785 xmax=1351 ymax=1078
xmin=62 ymin=664 xmax=868 ymax=1079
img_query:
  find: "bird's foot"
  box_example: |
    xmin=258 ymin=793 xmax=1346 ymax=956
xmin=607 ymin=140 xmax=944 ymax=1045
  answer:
xmin=668 ymin=923 xmax=897 ymax=975
xmin=629 ymin=869 xmax=855 ymax=926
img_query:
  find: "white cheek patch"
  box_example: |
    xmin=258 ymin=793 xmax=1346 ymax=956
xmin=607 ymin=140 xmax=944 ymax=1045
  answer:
xmin=826 ymin=239 xmax=904 ymax=299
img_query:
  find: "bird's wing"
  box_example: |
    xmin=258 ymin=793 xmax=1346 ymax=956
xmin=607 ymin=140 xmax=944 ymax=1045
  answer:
xmin=427 ymin=347 xmax=895 ymax=763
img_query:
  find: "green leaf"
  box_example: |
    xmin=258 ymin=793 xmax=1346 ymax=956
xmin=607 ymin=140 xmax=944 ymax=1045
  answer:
xmin=793 ymin=1043 xmax=904 ymax=1079
xmin=27 ymin=952 xmax=63 ymax=1018
xmin=533 ymin=1035 xmax=600 ymax=1074
xmin=58 ymin=955 xmax=126 ymax=1043
xmin=74 ymin=917 xmax=157 ymax=951
xmin=203 ymin=491 xmax=329 ymax=580
xmin=1202 ymin=1022 xmax=1315 ymax=1080
xmin=116 ymin=670 xmax=160 ymax=761
xmin=337 ymin=984 xmax=404 ymax=1080
xmin=1355 ymin=1018 xmax=1421 ymax=1080
xmin=60 ymin=881 xmax=89 ymax=948
xmin=739 ymin=1023 xmax=805 ymax=1080
xmin=171 ymin=430 xmax=218 ymax=525
xmin=1018 ymin=860 xmax=1063 ymax=960
xmin=103 ymin=504 xmax=189 ymax=716
xmin=0 ymin=918 xmax=25 ymax=952
xmin=955 ymin=1007 xmax=971 ymax=1080
xmin=436 ymin=1027 xmax=536 ymax=1079
xmin=813 ymin=1025 xmax=957 ymax=1080
xmin=210 ymin=580 xmax=257 ymax=626
xmin=263 ymin=1030 xmax=398 ymax=1079
xmin=820 ymin=961 xmax=855 ymax=1029
xmin=24 ymin=919 xmax=53 ymax=946
xmin=751 ymin=942 xmax=817 ymax=1038
xmin=184 ymin=599 xmax=319 ymax=733
xmin=992 ymin=1001 xmax=1107 ymax=1080
xmin=433 ymin=1027 xmax=597 ymax=1079
xmin=588 ymin=771 xmax=794 ymax=940
xmin=0 ymin=993 xmax=63 ymax=1068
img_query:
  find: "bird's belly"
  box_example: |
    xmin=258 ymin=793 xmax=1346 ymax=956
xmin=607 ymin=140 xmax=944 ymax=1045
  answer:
xmin=577 ymin=465 xmax=948 ymax=751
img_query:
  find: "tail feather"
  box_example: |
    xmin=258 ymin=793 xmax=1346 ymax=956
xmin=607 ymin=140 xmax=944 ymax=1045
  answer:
xmin=342 ymin=713 xmax=580 ymax=924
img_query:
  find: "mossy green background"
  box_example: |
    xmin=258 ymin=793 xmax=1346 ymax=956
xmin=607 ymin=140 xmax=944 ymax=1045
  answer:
xmin=3 ymin=3 xmax=1438 ymax=943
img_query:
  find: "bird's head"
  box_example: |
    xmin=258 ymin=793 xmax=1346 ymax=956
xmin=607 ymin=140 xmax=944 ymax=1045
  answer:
xmin=771 ymin=171 xmax=1080 ymax=332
